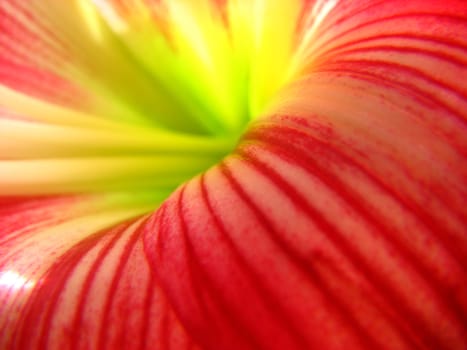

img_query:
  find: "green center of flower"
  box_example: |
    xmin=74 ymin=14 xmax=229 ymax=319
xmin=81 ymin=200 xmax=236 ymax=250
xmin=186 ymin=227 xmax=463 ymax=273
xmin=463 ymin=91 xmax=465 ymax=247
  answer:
xmin=1 ymin=0 xmax=305 ymax=209
xmin=70 ymin=2 xmax=300 ymax=199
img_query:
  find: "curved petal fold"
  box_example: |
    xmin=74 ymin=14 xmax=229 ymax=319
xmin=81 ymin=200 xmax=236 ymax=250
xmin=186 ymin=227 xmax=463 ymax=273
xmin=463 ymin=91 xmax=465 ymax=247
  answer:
xmin=144 ymin=111 xmax=466 ymax=349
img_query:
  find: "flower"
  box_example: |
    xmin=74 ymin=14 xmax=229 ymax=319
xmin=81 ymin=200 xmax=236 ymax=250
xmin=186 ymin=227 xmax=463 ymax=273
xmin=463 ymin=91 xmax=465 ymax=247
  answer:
xmin=1 ymin=0 xmax=466 ymax=349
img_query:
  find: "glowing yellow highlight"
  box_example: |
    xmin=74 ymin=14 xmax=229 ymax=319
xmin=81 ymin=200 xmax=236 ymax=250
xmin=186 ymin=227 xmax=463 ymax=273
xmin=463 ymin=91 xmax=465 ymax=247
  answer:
xmin=77 ymin=0 xmax=103 ymax=41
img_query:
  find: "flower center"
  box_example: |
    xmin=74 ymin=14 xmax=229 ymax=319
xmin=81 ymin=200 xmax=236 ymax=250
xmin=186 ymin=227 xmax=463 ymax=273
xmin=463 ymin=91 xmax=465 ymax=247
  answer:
xmin=0 ymin=0 xmax=302 ymax=208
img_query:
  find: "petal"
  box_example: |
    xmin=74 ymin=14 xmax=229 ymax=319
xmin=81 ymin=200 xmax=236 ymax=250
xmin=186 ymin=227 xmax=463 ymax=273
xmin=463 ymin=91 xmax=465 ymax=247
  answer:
xmin=143 ymin=1 xmax=467 ymax=349
xmin=144 ymin=116 xmax=466 ymax=350
xmin=0 ymin=195 xmax=199 ymax=349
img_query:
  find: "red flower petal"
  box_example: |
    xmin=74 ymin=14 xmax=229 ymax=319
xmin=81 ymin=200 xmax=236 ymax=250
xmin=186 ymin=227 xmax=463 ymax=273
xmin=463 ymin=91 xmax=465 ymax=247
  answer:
xmin=144 ymin=111 xmax=466 ymax=349
xmin=2 ymin=1 xmax=466 ymax=349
